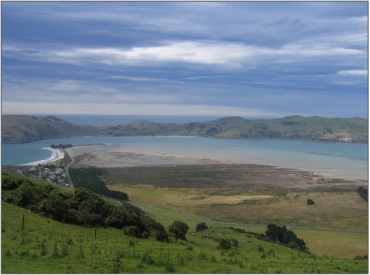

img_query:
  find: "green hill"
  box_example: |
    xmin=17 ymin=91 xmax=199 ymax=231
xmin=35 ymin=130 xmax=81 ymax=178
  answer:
xmin=2 ymin=114 xmax=368 ymax=143
xmin=1 ymin=171 xmax=168 ymax=239
xmin=1 ymin=172 xmax=367 ymax=273
xmin=1 ymin=115 xmax=105 ymax=143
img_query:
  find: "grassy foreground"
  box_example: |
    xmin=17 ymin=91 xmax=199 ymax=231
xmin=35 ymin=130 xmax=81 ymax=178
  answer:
xmin=2 ymin=201 xmax=368 ymax=273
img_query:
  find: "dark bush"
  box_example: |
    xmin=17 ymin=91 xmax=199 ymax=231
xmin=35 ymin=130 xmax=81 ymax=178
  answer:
xmin=123 ymin=225 xmax=143 ymax=238
xmin=1 ymin=174 xmax=22 ymax=191
xmin=307 ymin=199 xmax=315 ymax=205
xmin=105 ymin=216 xmax=125 ymax=229
xmin=150 ymin=229 xmax=169 ymax=242
xmin=196 ymin=222 xmax=209 ymax=232
xmin=265 ymin=224 xmax=307 ymax=251
xmin=217 ymin=238 xmax=232 ymax=250
xmin=169 ymin=221 xmax=189 ymax=240
xmin=357 ymin=187 xmax=368 ymax=202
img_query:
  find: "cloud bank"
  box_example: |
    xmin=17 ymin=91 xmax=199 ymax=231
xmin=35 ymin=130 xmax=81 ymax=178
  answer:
xmin=2 ymin=2 xmax=368 ymax=118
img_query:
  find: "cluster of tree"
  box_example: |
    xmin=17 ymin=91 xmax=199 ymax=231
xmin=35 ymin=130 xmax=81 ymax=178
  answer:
xmin=68 ymin=168 xmax=128 ymax=201
xmin=225 ymin=225 xmax=308 ymax=252
xmin=51 ymin=144 xmax=73 ymax=149
xmin=357 ymin=186 xmax=368 ymax=202
xmin=169 ymin=221 xmax=189 ymax=240
xmin=2 ymin=172 xmax=168 ymax=241
xmin=265 ymin=224 xmax=307 ymax=251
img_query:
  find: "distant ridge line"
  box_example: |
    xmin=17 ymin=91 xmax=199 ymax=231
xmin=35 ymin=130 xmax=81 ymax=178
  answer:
xmin=2 ymin=114 xmax=368 ymax=144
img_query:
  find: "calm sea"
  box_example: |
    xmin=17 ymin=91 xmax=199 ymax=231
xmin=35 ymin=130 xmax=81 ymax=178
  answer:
xmin=2 ymin=136 xmax=367 ymax=180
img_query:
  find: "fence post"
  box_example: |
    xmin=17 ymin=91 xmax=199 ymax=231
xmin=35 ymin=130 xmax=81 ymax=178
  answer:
xmin=21 ymin=214 xmax=25 ymax=230
xmin=94 ymin=228 xmax=97 ymax=241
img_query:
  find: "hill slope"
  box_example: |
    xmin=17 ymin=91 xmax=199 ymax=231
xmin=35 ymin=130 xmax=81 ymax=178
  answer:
xmin=2 ymin=115 xmax=104 ymax=143
xmin=2 ymin=173 xmax=367 ymax=273
xmin=1 ymin=171 xmax=168 ymax=240
xmin=2 ymin=114 xmax=367 ymax=143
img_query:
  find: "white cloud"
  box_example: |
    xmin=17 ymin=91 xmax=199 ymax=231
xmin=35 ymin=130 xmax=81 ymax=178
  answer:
xmin=337 ymin=70 xmax=367 ymax=76
xmin=7 ymin=40 xmax=366 ymax=69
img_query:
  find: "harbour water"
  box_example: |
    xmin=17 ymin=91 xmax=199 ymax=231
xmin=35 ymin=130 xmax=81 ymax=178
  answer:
xmin=2 ymin=136 xmax=367 ymax=180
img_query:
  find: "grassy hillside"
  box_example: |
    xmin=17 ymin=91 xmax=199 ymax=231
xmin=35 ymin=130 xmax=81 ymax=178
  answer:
xmin=2 ymin=199 xmax=368 ymax=273
xmin=2 ymin=171 xmax=368 ymax=273
xmin=2 ymin=114 xmax=368 ymax=143
xmin=1 ymin=172 xmax=168 ymax=240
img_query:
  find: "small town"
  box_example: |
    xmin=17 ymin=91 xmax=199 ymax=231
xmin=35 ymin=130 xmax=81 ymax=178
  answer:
xmin=16 ymin=165 xmax=71 ymax=188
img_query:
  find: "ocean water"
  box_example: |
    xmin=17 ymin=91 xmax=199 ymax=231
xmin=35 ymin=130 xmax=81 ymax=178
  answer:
xmin=1 ymin=136 xmax=367 ymax=180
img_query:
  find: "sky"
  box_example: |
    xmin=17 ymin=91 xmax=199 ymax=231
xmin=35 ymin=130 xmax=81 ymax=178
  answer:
xmin=2 ymin=1 xmax=368 ymax=119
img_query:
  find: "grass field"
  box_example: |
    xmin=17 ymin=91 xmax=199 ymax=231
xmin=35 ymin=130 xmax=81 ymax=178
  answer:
xmin=2 ymin=201 xmax=368 ymax=273
xmin=102 ymin=164 xmax=368 ymax=260
xmin=133 ymin=200 xmax=368 ymax=260
xmin=2 ymin=161 xmax=367 ymax=273
xmin=108 ymin=184 xmax=368 ymax=231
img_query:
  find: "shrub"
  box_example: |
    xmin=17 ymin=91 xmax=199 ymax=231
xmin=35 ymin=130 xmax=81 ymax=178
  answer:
xmin=217 ymin=238 xmax=232 ymax=250
xmin=307 ymin=199 xmax=315 ymax=205
xmin=196 ymin=222 xmax=209 ymax=232
xmin=123 ymin=226 xmax=143 ymax=238
xmin=150 ymin=229 xmax=169 ymax=242
xmin=1 ymin=174 xmax=22 ymax=191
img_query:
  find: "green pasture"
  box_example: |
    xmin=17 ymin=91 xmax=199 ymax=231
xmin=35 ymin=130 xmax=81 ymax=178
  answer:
xmin=2 ymin=201 xmax=368 ymax=273
xmin=133 ymin=200 xmax=368 ymax=260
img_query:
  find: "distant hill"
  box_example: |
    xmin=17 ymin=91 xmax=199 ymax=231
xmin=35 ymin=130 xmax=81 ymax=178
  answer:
xmin=1 ymin=115 xmax=105 ymax=143
xmin=2 ymin=114 xmax=368 ymax=144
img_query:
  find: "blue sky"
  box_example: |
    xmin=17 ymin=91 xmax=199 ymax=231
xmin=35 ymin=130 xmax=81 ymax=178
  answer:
xmin=2 ymin=1 xmax=368 ymax=119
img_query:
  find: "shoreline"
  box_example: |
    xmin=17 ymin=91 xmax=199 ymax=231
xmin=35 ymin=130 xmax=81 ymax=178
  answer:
xmin=22 ymin=148 xmax=65 ymax=166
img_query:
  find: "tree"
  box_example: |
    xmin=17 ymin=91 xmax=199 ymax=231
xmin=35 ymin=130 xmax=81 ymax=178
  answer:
xmin=265 ymin=224 xmax=307 ymax=251
xmin=43 ymin=190 xmax=69 ymax=221
xmin=169 ymin=221 xmax=189 ymax=240
xmin=196 ymin=222 xmax=208 ymax=232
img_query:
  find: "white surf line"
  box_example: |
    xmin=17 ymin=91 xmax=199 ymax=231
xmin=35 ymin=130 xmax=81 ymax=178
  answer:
xmin=21 ymin=147 xmax=65 ymax=166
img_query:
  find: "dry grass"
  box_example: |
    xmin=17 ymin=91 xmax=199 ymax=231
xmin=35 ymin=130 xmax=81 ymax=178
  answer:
xmin=110 ymin=184 xmax=368 ymax=231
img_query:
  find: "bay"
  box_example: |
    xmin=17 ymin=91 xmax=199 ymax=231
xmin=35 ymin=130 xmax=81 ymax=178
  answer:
xmin=2 ymin=136 xmax=367 ymax=180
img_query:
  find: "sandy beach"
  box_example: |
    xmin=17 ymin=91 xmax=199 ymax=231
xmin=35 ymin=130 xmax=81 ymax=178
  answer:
xmin=23 ymin=148 xmax=65 ymax=166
